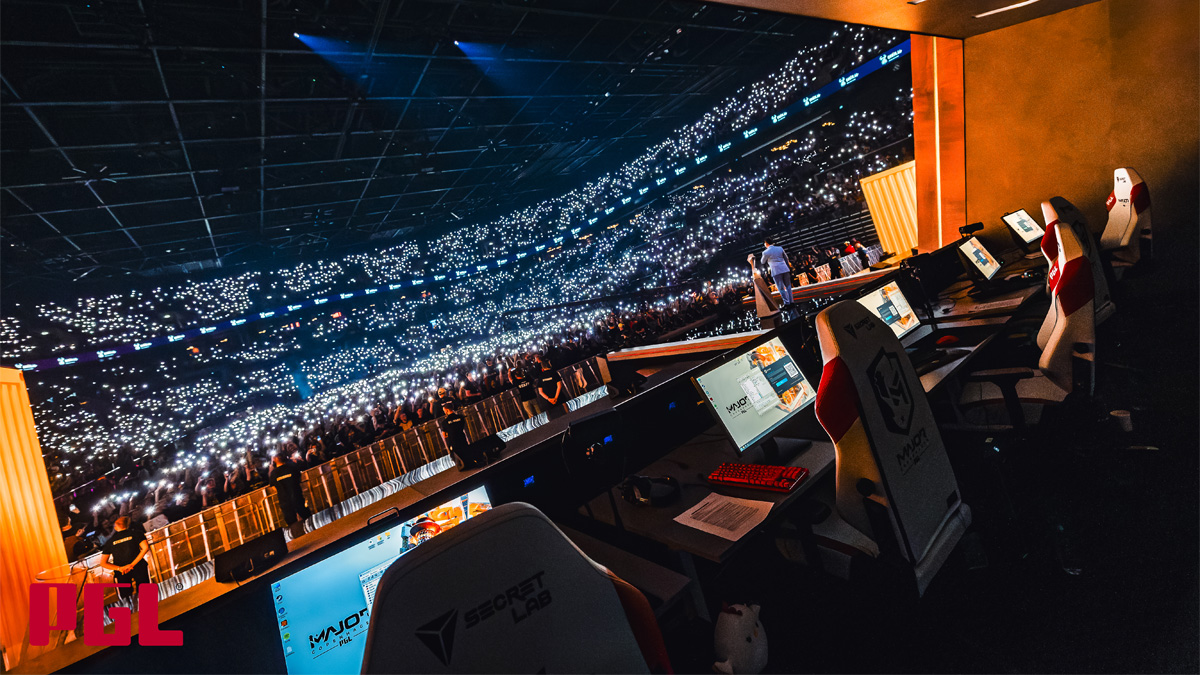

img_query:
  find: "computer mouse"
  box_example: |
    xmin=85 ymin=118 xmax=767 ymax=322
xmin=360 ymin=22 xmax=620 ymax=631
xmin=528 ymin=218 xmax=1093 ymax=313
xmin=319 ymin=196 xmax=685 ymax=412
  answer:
xmin=936 ymin=334 xmax=960 ymax=346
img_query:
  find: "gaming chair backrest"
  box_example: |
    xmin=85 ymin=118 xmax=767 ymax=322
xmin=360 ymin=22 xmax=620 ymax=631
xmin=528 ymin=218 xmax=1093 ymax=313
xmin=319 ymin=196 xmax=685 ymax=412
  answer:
xmin=1037 ymin=222 xmax=1096 ymax=391
xmin=1040 ymin=198 xmax=1113 ymax=321
xmin=1100 ymin=167 xmax=1151 ymax=262
xmin=360 ymin=502 xmax=670 ymax=674
xmin=813 ymin=301 xmax=963 ymax=566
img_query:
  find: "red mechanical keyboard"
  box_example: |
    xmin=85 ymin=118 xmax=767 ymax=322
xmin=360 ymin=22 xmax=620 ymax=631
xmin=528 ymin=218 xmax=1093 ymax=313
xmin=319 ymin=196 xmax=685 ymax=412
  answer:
xmin=707 ymin=463 xmax=809 ymax=493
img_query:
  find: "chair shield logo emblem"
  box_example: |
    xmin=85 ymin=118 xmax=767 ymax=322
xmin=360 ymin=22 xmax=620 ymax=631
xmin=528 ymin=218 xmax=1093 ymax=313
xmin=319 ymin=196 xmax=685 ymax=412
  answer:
xmin=867 ymin=349 xmax=913 ymax=435
xmin=415 ymin=608 xmax=458 ymax=666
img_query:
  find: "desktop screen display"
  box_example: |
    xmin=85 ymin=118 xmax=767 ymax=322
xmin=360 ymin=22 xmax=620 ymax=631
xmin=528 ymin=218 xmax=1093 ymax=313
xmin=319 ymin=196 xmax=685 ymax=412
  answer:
xmin=694 ymin=337 xmax=817 ymax=453
xmin=1002 ymin=209 xmax=1044 ymax=243
xmin=857 ymin=281 xmax=919 ymax=340
xmin=959 ymin=237 xmax=1001 ymax=280
xmin=270 ymin=486 xmax=493 ymax=675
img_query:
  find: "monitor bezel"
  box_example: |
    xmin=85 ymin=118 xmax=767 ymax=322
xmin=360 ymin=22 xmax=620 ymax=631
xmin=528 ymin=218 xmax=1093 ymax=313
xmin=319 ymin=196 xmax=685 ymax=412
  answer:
xmin=689 ymin=325 xmax=819 ymax=456
xmin=958 ymin=236 xmax=1001 ymax=281
xmin=1002 ymin=208 xmax=1044 ymax=244
xmin=854 ymin=276 xmax=922 ymax=342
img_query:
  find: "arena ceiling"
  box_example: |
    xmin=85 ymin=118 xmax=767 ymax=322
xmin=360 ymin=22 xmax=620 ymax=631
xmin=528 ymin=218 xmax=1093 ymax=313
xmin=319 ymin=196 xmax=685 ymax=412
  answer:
xmin=0 ymin=0 xmax=855 ymax=284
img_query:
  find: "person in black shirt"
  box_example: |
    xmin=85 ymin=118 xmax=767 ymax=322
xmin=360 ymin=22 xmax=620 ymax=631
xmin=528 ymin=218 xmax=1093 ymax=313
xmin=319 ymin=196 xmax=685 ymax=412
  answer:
xmin=459 ymin=373 xmax=483 ymax=407
xmin=510 ymin=363 xmax=542 ymax=419
xmin=439 ymin=401 xmax=469 ymax=454
xmin=60 ymin=513 xmax=87 ymax=561
xmin=482 ymin=366 xmax=501 ymax=397
xmin=99 ymin=516 xmax=149 ymax=598
xmin=536 ymin=358 xmax=564 ymax=409
xmin=269 ymin=455 xmax=311 ymax=539
xmin=427 ymin=387 xmax=453 ymax=419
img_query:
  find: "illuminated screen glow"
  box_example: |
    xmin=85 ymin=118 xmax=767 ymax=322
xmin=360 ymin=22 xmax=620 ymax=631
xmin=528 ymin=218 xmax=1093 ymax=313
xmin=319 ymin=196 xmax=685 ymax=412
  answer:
xmin=695 ymin=337 xmax=817 ymax=454
xmin=959 ymin=237 xmax=1001 ymax=280
xmin=1002 ymin=209 xmax=1044 ymax=243
xmin=857 ymin=281 xmax=920 ymax=340
xmin=270 ymin=486 xmax=492 ymax=674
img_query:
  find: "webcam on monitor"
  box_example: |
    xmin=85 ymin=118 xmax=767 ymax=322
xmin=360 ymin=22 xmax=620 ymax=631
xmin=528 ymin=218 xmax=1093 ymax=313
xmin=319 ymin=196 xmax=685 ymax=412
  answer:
xmin=958 ymin=222 xmax=984 ymax=237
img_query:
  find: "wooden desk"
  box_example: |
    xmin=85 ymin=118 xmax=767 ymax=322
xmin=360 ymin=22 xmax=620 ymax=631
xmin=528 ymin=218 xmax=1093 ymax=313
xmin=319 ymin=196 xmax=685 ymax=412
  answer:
xmin=583 ymin=432 xmax=835 ymax=565
xmin=918 ymin=284 xmax=1045 ymax=393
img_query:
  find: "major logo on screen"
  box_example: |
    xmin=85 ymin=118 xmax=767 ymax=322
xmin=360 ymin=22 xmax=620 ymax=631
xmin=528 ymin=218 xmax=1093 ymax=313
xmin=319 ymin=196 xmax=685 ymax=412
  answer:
xmin=725 ymin=395 xmax=751 ymax=418
xmin=309 ymin=607 xmax=368 ymax=655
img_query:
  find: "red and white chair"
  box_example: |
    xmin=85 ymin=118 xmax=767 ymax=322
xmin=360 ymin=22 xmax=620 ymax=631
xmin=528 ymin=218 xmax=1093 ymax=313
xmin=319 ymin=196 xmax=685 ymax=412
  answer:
xmin=961 ymin=218 xmax=1097 ymax=428
xmin=1041 ymin=197 xmax=1114 ymax=326
xmin=808 ymin=300 xmax=972 ymax=598
xmin=361 ymin=502 xmax=672 ymax=673
xmin=1100 ymin=167 xmax=1152 ymax=275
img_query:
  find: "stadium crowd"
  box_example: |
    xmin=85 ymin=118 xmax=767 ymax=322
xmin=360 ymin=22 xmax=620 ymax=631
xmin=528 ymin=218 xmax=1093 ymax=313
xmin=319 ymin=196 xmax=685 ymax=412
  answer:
xmin=51 ymin=282 xmax=752 ymax=558
xmin=3 ymin=25 xmax=920 ymax=559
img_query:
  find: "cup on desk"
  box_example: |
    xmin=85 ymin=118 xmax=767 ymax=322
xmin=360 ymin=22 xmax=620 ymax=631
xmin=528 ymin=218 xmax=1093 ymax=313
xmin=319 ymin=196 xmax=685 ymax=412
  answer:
xmin=1110 ymin=409 xmax=1133 ymax=432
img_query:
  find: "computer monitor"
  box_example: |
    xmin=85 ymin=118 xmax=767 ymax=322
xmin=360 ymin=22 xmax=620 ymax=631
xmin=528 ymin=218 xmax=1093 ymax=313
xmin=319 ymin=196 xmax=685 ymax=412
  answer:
xmin=1002 ymin=208 xmax=1044 ymax=245
xmin=856 ymin=280 xmax=921 ymax=341
xmin=958 ymin=236 xmax=1001 ymax=281
xmin=269 ymin=486 xmax=493 ymax=675
xmin=693 ymin=335 xmax=817 ymax=455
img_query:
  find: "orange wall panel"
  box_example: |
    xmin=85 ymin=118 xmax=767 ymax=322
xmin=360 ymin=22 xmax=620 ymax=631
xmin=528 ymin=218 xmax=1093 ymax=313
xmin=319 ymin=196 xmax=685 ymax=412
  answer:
xmin=912 ymin=34 xmax=967 ymax=253
xmin=0 ymin=368 xmax=68 ymax=668
xmin=963 ymin=0 xmax=1199 ymax=264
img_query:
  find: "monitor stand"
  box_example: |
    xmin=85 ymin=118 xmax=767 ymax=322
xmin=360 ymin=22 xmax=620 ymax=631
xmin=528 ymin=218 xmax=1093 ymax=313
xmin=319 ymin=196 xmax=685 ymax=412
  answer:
xmin=748 ymin=436 xmax=813 ymax=466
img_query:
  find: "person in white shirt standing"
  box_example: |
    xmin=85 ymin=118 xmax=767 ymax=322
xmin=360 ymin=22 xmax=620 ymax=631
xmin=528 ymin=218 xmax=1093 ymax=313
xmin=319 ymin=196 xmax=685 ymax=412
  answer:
xmin=760 ymin=238 xmax=794 ymax=307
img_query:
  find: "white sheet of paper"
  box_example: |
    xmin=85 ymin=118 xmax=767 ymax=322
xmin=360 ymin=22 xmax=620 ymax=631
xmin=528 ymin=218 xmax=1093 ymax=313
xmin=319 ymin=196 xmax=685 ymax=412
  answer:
xmin=673 ymin=493 xmax=773 ymax=541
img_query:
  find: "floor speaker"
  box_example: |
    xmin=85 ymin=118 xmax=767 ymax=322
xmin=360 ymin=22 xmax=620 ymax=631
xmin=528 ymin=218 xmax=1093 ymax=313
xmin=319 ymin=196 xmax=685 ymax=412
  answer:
xmin=214 ymin=528 xmax=287 ymax=582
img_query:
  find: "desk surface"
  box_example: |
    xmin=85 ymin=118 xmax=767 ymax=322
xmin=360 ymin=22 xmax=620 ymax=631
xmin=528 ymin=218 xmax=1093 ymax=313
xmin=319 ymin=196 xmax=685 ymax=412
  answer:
xmin=918 ymin=283 xmax=1045 ymax=392
xmin=584 ymin=433 xmax=835 ymax=564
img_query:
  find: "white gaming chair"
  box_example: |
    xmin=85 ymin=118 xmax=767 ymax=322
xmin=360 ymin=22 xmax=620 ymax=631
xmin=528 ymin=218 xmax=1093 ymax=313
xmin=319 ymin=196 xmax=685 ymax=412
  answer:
xmin=960 ymin=218 xmax=1097 ymax=428
xmin=360 ymin=502 xmax=672 ymax=674
xmin=809 ymin=300 xmax=972 ymax=598
xmin=1100 ymin=167 xmax=1152 ymax=275
xmin=1040 ymin=197 xmax=1114 ymax=325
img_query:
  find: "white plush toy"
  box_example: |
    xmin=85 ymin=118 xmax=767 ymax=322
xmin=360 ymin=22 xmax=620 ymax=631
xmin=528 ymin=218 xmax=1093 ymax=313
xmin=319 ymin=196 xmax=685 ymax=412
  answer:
xmin=712 ymin=603 xmax=768 ymax=674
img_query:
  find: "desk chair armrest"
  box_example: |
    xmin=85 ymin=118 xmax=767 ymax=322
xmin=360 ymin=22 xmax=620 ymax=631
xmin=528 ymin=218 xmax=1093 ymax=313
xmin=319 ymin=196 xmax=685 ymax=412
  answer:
xmin=966 ymin=367 xmax=1037 ymax=383
xmin=966 ymin=367 xmax=1037 ymax=429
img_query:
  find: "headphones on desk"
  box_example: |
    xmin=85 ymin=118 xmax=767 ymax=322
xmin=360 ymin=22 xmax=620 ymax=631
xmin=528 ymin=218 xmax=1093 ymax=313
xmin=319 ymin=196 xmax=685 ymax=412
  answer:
xmin=620 ymin=475 xmax=681 ymax=507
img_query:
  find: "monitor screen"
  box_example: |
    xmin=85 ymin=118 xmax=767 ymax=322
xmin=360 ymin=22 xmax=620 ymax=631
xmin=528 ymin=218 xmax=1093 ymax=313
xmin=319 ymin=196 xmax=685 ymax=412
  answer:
xmin=1002 ymin=209 xmax=1044 ymax=243
xmin=959 ymin=237 xmax=1001 ymax=280
xmin=857 ymin=280 xmax=920 ymax=340
xmin=270 ymin=486 xmax=493 ymax=675
xmin=694 ymin=337 xmax=817 ymax=454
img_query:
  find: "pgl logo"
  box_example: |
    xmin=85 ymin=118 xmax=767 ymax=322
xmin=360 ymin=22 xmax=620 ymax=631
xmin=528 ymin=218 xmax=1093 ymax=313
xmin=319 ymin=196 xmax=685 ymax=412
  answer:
xmin=867 ymin=349 xmax=913 ymax=435
xmin=29 ymin=583 xmax=182 ymax=647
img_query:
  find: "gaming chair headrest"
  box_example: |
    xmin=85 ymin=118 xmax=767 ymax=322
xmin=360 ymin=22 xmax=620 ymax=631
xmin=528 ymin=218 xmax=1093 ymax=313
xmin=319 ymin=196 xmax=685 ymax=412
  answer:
xmin=1041 ymin=197 xmax=1112 ymax=312
xmin=1048 ymin=221 xmax=1093 ymax=309
xmin=360 ymin=502 xmax=653 ymax=674
xmin=1107 ymin=167 xmax=1149 ymax=213
xmin=1102 ymin=167 xmax=1151 ymax=253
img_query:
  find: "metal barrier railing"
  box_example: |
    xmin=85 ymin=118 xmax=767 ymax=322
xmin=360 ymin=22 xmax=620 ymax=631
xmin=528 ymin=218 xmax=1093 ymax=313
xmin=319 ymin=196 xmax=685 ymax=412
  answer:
xmin=26 ymin=357 xmax=612 ymax=660
xmin=48 ymin=355 xmax=611 ymax=588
